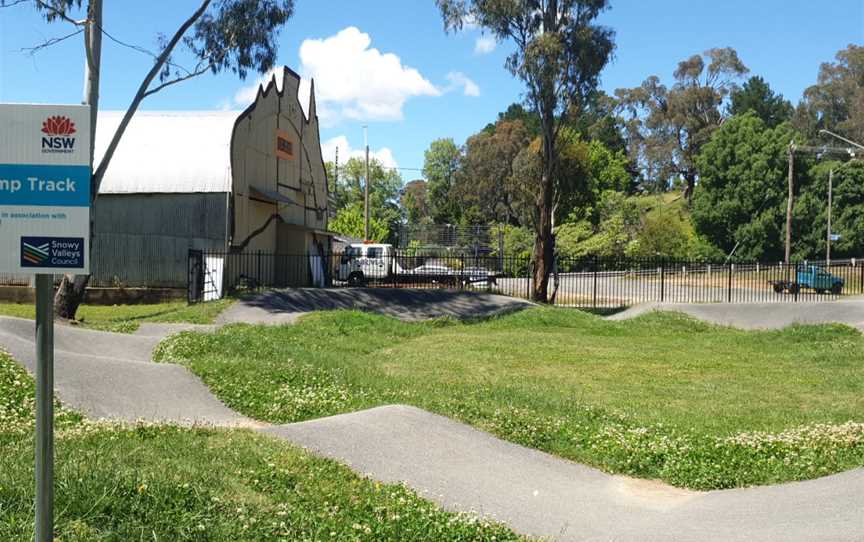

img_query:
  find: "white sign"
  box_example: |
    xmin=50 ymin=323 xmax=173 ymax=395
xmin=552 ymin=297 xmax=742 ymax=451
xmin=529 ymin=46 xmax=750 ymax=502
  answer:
xmin=830 ymin=233 xmax=841 ymax=242
xmin=0 ymin=104 xmax=91 ymax=274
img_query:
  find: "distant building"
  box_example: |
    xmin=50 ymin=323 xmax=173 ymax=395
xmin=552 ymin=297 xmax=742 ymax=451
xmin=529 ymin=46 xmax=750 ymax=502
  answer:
xmin=90 ymin=67 xmax=331 ymax=289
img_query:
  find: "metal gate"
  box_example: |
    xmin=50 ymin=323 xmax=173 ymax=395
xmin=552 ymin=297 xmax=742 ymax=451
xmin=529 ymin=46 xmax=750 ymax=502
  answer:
xmin=187 ymin=249 xmax=223 ymax=304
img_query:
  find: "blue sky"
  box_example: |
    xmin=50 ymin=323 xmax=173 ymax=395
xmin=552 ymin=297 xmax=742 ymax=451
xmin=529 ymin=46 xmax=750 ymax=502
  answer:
xmin=1 ymin=0 xmax=862 ymax=178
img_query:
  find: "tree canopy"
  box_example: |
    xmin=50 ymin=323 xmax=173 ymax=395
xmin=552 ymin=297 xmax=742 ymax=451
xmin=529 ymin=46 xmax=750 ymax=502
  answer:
xmin=616 ymin=48 xmax=749 ymax=199
xmin=691 ymin=113 xmax=801 ymax=261
xmin=436 ymin=0 xmax=615 ymax=301
xmin=328 ymin=156 xmax=403 ymax=243
xmin=795 ymin=44 xmax=864 ymax=144
xmin=730 ymin=76 xmax=793 ymax=128
xmin=423 ymin=138 xmax=463 ymax=224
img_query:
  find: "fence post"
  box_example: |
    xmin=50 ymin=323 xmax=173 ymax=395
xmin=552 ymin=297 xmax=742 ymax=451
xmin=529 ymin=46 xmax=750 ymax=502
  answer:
xmin=727 ymin=263 xmax=733 ymax=303
xmin=592 ymin=255 xmax=598 ymax=309
xmin=860 ymin=262 xmax=863 ymax=295
xmin=526 ymin=260 xmax=532 ymax=301
xmin=659 ymin=260 xmax=665 ymax=303
xmin=187 ymin=249 xmax=193 ymax=304
xmin=256 ymin=250 xmax=262 ymax=288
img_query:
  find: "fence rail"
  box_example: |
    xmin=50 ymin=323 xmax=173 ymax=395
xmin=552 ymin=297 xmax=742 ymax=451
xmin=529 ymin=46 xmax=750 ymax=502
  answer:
xmin=187 ymin=249 xmax=864 ymax=307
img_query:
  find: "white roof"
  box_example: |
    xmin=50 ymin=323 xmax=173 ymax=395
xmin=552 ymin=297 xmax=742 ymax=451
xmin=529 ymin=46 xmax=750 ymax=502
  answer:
xmin=95 ymin=111 xmax=237 ymax=194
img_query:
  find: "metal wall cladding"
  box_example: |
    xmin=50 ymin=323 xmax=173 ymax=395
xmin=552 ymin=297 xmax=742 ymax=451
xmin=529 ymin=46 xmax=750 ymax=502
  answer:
xmin=89 ymin=193 xmax=227 ymax=287
xmin=89 ymin=232 xmax=224 ymax=288
xmin=93 ymin=193 xmax=227 ymax=240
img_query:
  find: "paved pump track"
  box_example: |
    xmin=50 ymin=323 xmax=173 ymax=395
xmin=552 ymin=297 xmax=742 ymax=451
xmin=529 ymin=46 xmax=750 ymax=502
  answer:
xmin=1 ymin=292 xmax=863 ymax=541
xmin=609 ymin=299 xmax=864 ymax=331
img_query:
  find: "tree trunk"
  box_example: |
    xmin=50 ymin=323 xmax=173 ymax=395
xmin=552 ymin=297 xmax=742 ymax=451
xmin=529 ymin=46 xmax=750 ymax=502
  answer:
xmin=682 ymin=171 xmax=696 ymax=202
xmin=532 ymin=79 xmax=557 ymax=304
xmin=532 ymin=166 xmax=554 ymax=303
xmin=55 ymin=0 xmax=102 ymax=320
xmin=54 ymin=275 xmax=91 ymax=321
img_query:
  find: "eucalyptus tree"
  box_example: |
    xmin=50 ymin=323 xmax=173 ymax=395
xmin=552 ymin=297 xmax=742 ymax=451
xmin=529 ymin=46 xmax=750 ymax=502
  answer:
xmin=795 ymin=44 xmax=864 ymax=144
xmin=2 ymin=0 xmax=296 ymax=319
xmin=435 ymin=0 xmax=615 ymax=302
xmin=616 ymin=48 xmax=748 ymax=200
xmin=458 ymin=119 xmax=532 ymax=226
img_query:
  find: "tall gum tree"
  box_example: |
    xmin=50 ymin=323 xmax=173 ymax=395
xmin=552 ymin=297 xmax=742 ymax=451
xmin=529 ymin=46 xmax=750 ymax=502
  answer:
xmin=3 ymin=0 xmax=296 ymax=319
xmin=616 ymin=48 xmax=748 ymax=200
xmin=435 ymin=0 xmax=615 ymax=302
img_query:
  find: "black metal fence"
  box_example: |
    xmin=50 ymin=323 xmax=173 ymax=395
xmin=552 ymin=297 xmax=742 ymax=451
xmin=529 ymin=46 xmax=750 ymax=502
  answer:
xmin=187 ymin=248 xmax=864 ymax=307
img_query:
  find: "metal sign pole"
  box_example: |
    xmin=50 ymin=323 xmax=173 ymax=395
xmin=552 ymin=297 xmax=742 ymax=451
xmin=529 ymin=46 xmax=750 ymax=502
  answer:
xmin=34 ymin=274 xmax=54 ymax=542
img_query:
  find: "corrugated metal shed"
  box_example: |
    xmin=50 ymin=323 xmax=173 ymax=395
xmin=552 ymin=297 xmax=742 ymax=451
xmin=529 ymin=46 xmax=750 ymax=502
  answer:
xmin=95 ymin=111 xmax=236 ymax=194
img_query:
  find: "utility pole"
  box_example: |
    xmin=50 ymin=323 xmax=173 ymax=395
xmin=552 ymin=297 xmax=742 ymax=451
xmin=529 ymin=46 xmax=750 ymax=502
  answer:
xmin=785 ymin=142 xmax=794 ymax=264
xmin=784 ymin=141 xmax=856 ymax=265
xmin=333 ymin=146 xmax=339 ymax=209
xmin=827 ymin=169 xmax=833 ymax=264
xmin=364 ymin=125 xmax=370 ymax=241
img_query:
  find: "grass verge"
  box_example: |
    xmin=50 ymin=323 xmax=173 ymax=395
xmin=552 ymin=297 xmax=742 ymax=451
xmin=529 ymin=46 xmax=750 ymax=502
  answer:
xmin=155 ymin=307 xmax=864 ymax=490
xmin=0 ymin=299 xmax=233 ymax=333
xmin=0 ymin=351 xmax=522 ymax=541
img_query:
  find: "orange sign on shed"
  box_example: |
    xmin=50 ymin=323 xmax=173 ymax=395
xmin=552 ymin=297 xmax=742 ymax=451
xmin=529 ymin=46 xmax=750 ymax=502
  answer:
xmin=275 ymin=129 xmax=295 ymax=160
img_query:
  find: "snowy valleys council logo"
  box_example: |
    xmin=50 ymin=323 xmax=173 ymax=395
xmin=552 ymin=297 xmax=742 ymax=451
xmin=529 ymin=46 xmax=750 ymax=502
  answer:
xmin=20 ymin=236 xmax=85 ymax=269
xmin=41 ymin=115 xmax=77 ymax=154
xmin=21 ymin=240 xmax=50 ymax=265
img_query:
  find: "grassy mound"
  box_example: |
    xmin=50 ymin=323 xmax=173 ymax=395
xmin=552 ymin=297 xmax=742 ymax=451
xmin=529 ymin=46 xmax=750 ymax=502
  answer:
xmin=155 ymin=307 xmax=864 ymax=489
xmin=0 ymin=352 xmax=521 ymax=541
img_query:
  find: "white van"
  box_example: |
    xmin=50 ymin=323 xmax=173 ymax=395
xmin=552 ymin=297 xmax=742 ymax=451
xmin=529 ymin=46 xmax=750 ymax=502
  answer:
xmin=336 ymin=243 xmax=399 ymax=285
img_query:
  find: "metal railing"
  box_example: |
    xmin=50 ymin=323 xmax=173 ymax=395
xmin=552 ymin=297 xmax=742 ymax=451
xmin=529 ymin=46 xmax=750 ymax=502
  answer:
xmin=187 ymin=249 xmax=864 ymax=306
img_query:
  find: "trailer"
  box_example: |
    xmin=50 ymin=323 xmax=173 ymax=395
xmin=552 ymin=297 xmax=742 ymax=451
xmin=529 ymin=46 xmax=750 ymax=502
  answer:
xmin=769 ymin=264 xmax=844 ymax=295
xmin=335 ymin=243 xmax=495 ymax=288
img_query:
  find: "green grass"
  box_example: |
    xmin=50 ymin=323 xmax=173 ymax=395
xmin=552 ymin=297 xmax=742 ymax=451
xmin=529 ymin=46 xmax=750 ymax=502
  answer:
xmin=0 ymin=351 xmax=522 ymax=541
xmin=155 ymin=308 xmax=864 ymax=490
xmin=0 ymin=299 xmax=233 ymax=333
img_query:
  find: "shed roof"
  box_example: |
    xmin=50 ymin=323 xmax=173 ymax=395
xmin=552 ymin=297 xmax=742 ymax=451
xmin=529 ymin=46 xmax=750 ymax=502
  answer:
xmin=95 ymin=111 xmax=237 ymax=194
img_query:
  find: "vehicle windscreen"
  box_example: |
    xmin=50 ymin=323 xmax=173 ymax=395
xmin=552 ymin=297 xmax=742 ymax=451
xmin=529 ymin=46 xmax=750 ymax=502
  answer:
xmin=341 ymin=246 xmax=361 ymax=263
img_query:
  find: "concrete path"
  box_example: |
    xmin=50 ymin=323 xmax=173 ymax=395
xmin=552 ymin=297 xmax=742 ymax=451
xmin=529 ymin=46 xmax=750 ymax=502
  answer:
xmin=0 ymin=316 xmax=251 ymax=425
xmin=267 ymin=405 xmax=864 ymax=542
xmin=610 ymin=299 xmax=864 ymax=330
xmin=217 ymin=288 xmax=534 ymax=325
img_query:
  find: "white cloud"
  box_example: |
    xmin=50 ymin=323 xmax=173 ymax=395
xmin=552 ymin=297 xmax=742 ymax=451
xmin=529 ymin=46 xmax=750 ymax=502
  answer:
xmin=230 ymin=28 xmax=479 ymax=126
xmin=321 ymin=135 xmax=398 ymax=170
xmin=474 ymin=35 xmax=496 ymax=55
xmin=461 ymin=13 xmax=479 ymax=31
xmin=233 ymin=75 xmax=268 ymax=107
xmin=299 ymin=27 xmax=439 ymax=123
xmin=445 ymin=71 xmax=480 ymax=97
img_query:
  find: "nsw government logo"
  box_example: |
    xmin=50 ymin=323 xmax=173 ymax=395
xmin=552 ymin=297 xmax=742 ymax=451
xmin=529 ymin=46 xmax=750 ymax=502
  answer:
xmin=20 ymin=236 xmax=85 ymax=269
xmin=41 ymin=115 xmax=77 ymax=154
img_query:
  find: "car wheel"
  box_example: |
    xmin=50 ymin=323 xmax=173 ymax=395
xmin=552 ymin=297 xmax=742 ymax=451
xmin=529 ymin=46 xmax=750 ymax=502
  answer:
xmin=831 ymin=283 xmax=843 ymax=295
xmin=788 ymin=283 xmax=800 ymax=295
xmin=815 ymin=289 xmax=825 ymax=295
xmin=772 ymin=283 xmax=784 ymax=294
xmin=347 ymin=272 xmax=364 ymax=287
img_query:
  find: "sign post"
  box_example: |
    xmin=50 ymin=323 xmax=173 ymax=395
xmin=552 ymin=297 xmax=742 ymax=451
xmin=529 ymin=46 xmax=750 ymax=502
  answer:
xmin=35 ymin=273 xmax=54 ymax=542
xmin=0 ymin=103 xmax=91 ymax=542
